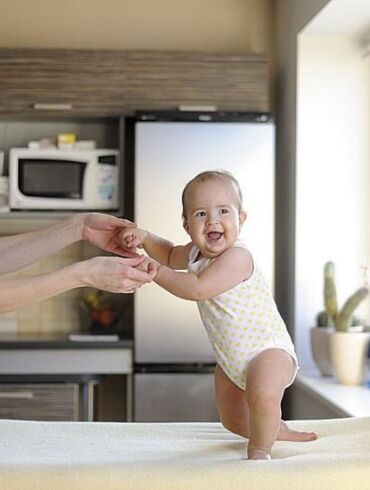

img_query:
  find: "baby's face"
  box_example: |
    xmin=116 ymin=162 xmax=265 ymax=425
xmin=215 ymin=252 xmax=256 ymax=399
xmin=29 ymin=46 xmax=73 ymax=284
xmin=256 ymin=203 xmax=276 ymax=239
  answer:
xmin=183 ymin=178 xmax=246 ymax=258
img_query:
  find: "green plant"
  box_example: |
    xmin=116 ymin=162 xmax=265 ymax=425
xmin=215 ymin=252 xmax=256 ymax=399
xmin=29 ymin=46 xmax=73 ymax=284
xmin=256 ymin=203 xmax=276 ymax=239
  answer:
xmin=316 ymin=310 xmax=330 ymax=327
xmin=317 ymin=261 xmax=369 ymax=332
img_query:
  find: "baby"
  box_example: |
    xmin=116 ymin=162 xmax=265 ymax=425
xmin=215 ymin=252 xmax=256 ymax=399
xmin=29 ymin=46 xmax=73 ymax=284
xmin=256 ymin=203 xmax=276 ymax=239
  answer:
xmin=120 ymin=170 xmax=318 ymax=460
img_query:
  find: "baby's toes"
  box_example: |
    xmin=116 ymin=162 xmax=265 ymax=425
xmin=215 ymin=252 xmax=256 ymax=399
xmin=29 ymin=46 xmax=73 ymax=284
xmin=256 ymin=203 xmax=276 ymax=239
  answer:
xmin=301 ymin=431 xmax=319 ymax=441
xmin=279 ymin=422 xmax=319 ymax=442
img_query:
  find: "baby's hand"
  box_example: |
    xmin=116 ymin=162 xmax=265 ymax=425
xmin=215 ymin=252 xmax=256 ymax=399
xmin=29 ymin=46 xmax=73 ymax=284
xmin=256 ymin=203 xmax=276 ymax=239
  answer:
xmin=135 ymin=255 xmax=159 ymax=277
xmin=118 ymin=227 xmax=148 ymax=252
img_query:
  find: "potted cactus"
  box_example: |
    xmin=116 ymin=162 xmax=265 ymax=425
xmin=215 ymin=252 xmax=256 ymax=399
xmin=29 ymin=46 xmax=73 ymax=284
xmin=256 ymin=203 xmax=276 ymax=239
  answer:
xmin=324 ymin=261 xmax=370 ymax=385
xmin=311 ymin=261 xmax=369 ymax=380
xmin=323 ymin=261 xmax=368 ymax=332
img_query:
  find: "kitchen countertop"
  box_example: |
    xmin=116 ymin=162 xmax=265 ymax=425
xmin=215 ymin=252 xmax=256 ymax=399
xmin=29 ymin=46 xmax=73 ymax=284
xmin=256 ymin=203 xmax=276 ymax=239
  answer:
xmin=0 ymin=331 xmax=134 ymax=421
xmin=0 ymin=331 xmax=133 ymax=349
xmin=0 ymin=330 xmax=133 ymax=375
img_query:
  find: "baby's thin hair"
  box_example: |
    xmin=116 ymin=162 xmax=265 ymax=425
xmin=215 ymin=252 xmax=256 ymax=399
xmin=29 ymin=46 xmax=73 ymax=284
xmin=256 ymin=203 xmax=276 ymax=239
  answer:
xmin=181 ymin=170 xmax=243 ymax=219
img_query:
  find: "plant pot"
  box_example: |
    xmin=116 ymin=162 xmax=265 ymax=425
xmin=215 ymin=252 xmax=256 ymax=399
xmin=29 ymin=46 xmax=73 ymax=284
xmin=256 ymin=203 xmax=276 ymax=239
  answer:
xmin=310 ymin=326 xmax=333 ymax=376
xmin=329 ymin=331 xmax=370 ymax=385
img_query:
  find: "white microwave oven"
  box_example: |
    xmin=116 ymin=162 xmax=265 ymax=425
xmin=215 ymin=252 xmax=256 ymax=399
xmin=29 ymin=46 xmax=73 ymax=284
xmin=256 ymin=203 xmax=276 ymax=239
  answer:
xmin=9 ymin=148 xmax=120 ymax=210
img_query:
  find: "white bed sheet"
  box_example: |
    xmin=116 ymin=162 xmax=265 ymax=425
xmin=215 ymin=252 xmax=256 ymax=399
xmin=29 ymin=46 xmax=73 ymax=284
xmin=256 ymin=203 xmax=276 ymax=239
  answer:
xmin=0 ymin=416 xmax=369 ymax=489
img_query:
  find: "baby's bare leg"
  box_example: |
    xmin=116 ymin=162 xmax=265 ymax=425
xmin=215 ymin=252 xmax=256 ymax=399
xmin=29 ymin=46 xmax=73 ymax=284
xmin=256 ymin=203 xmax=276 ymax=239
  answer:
xmin=245 ymin=349 xmax=297 ymax=459
xmin=215 ymin=365 xmax=251 ymax=436
xmin=215 ymin=364 xmax=318 ymax=445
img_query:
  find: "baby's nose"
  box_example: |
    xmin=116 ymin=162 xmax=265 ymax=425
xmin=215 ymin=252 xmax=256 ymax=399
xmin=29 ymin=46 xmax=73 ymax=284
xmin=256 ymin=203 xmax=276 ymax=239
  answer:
xmin=207 ymin=214 xmax=219 ymax=224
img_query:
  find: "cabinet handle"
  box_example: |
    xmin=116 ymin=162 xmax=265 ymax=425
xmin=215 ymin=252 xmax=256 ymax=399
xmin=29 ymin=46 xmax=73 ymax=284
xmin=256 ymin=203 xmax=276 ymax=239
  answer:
xmin=0 ymin=391 xmax=34 ymax=399
xmin=33 ymin=103 xmax=73 ymax=111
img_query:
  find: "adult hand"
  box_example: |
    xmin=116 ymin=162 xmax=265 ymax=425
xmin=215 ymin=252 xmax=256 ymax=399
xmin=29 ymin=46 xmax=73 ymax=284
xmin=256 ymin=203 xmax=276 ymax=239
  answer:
xmin=77 ymin=255 xmax=157 ymax=293
xmin=135 ymin=255 xmax=159 ymax=275
xmin=80 ymin=213 xmax=139 ymax=257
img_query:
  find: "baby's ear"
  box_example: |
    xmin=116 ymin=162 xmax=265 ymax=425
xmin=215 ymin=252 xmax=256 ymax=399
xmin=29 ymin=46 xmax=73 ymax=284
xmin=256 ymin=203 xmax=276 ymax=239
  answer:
xmin=239 ymin=211 xmax=247 ymax=227
xmin=183 ymin=219 xmax=190 ymax=234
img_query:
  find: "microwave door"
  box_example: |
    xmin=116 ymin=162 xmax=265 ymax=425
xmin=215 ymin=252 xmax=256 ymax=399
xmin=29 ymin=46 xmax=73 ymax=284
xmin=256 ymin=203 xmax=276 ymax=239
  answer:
xmin=14 ymin=159 xmax=87 ymax=209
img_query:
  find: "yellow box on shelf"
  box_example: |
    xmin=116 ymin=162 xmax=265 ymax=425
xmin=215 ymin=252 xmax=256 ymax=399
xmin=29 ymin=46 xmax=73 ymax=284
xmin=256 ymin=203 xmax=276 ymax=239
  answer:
xmin=57 ymin=133 xmax=76 ymax=149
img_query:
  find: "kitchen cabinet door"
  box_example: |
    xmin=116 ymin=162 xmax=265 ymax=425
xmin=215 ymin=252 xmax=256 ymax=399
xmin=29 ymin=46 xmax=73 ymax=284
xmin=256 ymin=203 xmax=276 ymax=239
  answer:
xmin=0 ymin=49 xmax=269 ymax=117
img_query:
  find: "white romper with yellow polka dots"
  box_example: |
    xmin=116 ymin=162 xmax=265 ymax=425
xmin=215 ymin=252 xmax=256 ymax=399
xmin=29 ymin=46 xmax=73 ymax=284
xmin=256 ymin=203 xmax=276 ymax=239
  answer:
xmin=188 ymin=240 xmax=299 ymax=390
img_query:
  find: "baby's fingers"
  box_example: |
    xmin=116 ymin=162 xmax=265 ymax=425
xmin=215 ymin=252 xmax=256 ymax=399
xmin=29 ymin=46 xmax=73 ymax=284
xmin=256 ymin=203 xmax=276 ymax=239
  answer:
xmin=126 ymin=236 xmax=142 ymax=249
xmin=124 ymin=234 xmax=135 ymax=246
xmin=120 ymin=232 xmax=137 ymax=249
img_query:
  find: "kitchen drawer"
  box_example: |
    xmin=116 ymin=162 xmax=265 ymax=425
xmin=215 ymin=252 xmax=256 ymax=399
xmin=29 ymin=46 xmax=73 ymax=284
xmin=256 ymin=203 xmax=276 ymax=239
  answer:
xmin=0 ymin=383 xmax=79 ymax=421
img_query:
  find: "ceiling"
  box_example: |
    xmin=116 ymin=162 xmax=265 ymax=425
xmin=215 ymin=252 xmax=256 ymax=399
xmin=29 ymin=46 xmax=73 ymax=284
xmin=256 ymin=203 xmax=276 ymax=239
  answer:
xmin=303 ymin=0 xmax=370 ymax=41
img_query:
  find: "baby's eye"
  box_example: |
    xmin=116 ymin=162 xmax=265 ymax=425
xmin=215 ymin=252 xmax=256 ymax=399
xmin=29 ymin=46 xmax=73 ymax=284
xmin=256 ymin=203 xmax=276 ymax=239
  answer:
xmin=195 ymin=211 xmax=206 ymax=218
xmin=220 ymin=208 xmax=229 ymax=214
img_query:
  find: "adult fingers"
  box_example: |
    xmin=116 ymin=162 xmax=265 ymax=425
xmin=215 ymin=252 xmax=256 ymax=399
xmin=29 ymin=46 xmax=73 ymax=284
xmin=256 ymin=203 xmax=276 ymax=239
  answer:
xmin=116 ymin=217 xmax=136 ymax=228
xmin=107 ymin=216 xmax=136 ymax=228
xmin=147 ymin=261 xmax=158 ymax=277
xmin=122 ymin=255 xmax=146 ymax=267
xmin=116 ymin=248 xmax=141 ymax=258
xmin=124 ymin=265 xmax=156 ymax=284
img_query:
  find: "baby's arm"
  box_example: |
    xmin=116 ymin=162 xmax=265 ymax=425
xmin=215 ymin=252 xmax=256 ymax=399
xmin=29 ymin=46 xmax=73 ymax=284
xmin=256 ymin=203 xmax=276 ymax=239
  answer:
xmin=155 ymin=246 xmax=253 ymax=301
xmin=119 ymin=227 xmax=192 ymax=270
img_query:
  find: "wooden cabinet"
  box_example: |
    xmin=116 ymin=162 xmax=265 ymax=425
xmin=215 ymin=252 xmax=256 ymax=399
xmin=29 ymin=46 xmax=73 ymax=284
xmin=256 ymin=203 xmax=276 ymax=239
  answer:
xmin=0 ymin=48 xmax=269 ymax=117
xmin=0 ymin=383 xmax=79 ymax=421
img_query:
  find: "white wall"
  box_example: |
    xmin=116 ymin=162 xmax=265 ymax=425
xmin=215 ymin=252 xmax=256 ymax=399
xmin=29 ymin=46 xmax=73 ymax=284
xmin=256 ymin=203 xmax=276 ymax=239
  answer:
xmin=295 ymin=34 xmax=370 ymax=368
xmin=0 ymin=0 xmax=272 ymax=55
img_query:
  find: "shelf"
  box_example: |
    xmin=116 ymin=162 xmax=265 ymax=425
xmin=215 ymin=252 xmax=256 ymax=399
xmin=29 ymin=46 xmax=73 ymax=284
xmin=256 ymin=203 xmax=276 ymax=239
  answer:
xmin=295 ymin=370 xmax=370 ymax=417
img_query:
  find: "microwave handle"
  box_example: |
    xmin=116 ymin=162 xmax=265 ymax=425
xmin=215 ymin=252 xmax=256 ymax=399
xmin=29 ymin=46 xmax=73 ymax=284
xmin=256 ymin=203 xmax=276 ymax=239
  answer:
xmin=33 ymin=103 xmax=73 ymax=111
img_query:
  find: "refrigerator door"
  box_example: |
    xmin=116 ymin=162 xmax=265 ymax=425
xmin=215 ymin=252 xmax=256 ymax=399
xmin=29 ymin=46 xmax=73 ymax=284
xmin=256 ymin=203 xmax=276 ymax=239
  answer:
xmin=134 ymin=372 xmax=219 ymax=422
xmin=135 ymin=121 xmax=274 ymax=363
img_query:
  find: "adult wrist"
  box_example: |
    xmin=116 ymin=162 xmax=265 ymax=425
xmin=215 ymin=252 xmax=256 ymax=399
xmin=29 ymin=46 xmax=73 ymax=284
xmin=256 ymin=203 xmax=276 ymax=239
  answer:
xmin=57 ymin=213 xmax=85 ymax=245
xmin=50 ymin=261 xmax=85 ymax=292
xmin=72 ymin=213 xmax=89 ymax=241
xmin=65 ymin=260 xmax=87 ymax=288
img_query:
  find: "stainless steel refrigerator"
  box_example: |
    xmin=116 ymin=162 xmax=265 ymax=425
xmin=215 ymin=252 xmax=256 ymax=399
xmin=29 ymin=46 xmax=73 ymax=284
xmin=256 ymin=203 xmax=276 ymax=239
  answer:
xmin=131 ymin=112 xmax=275 ymax=422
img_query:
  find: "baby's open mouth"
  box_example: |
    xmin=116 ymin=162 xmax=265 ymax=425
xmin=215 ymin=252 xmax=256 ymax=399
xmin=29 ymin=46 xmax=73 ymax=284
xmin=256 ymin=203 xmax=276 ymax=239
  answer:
xmin=207 ymin=231 xmax=223 ymax=241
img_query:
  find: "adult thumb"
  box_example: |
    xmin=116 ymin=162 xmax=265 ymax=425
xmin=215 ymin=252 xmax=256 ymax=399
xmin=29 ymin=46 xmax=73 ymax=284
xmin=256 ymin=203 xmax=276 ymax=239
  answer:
xmin=122 ymin=255 xmax=145 ymax=266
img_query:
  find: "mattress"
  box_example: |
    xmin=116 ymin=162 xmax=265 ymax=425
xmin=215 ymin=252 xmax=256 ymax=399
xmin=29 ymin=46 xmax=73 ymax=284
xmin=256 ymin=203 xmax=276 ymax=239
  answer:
xmin=0 ymin=416 xmax=369 ymax=489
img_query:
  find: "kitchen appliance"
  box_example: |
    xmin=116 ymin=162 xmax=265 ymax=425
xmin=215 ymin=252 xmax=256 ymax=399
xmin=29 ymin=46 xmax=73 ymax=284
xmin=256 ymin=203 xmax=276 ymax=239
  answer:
xmin=9 ymin=148 xmax=120 ymax=210
xmin=0 ymin=151 xmax=8 ymax=211
xmin=130 ymin=112 xmax=275 ymax=422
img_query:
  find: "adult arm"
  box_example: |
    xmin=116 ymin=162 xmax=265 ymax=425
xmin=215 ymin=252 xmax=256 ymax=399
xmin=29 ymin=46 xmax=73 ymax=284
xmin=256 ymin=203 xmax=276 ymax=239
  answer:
xmin=0 ymin=213 xmax=137 ymax=275
xmin=154 ymin=247 xmax=253 ymax=300
xmin=0 ymin=255 xmax=157 ymax=313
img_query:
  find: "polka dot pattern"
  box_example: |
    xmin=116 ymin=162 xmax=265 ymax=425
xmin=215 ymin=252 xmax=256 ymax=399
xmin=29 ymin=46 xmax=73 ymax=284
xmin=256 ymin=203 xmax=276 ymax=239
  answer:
xmin=188 ymin=241 xmax=298 ymax=390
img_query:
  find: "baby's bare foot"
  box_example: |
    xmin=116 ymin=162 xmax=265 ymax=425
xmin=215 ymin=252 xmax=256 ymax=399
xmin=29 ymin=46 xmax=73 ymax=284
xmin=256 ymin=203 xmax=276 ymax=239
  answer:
xmin=278 ymin=421 xmax=318 ymax=442
xmin=247 ymin=447 xmax=271 ymax=460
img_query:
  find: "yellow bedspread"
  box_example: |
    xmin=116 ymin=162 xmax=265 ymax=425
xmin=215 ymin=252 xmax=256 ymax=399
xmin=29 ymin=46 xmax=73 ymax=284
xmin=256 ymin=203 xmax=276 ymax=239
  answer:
xmin=0 ymin=417 xmax=369 ymax=489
